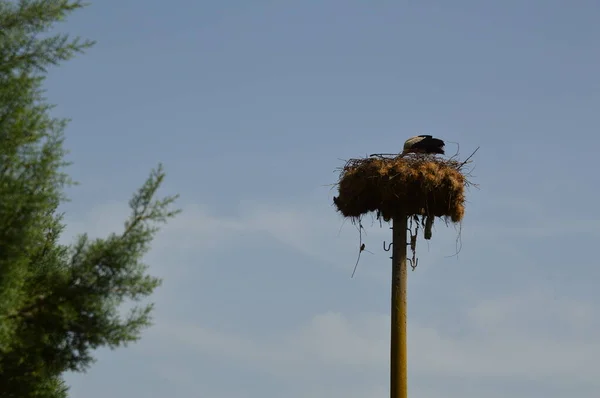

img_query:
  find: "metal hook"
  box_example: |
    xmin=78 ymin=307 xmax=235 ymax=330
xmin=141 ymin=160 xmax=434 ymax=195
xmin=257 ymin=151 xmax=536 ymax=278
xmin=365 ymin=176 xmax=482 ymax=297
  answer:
xmin=383 ymin=241 xmax=393 ymax=251
xmin=407 ymin=257 xmax=418 ymax=271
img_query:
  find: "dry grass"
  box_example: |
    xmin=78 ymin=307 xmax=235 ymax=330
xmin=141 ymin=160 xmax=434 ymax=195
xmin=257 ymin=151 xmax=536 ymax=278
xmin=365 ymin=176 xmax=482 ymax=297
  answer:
xmin=333 ymin=154 xmax=469 ymax=223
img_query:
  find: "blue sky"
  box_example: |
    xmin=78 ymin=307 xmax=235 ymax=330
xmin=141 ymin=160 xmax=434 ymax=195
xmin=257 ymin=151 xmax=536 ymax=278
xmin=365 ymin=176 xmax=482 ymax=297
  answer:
xmin=43 ymin=0 xmax=600 ymax=397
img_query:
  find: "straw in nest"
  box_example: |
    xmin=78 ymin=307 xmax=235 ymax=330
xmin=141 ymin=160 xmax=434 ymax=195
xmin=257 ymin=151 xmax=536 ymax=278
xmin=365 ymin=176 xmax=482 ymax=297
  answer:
xmin=333 ymin=155 xmax=469 ymax=233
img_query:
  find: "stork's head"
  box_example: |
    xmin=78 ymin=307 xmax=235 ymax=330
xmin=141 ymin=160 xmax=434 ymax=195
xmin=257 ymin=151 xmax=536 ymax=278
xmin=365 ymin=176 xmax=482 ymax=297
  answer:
xmin=402 ymin=136 xmax=422 ymax=155
xmin=401 ymin=141 xmax=413 ymax=156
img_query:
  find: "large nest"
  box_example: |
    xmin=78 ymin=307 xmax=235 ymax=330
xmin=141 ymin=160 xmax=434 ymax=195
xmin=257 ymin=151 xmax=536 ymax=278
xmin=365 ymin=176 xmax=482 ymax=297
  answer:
xmin=333 ymin=154 xmax=470 ymax=224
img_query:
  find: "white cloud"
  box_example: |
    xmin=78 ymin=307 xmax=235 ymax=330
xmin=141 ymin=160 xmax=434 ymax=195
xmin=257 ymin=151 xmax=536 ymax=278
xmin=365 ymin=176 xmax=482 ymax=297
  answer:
xmin=61 ymin=197 xmax=600 ymax=279
xmin=61 ymin=202 xmax=247 ymax=250
xmin=148 ymin=311 xmax=387 ymax=376
xmin=467 ymin=287 xmax=596 ymax=334
xmin=60 ymin=200 xmax=397 ymax=283
xmin=58 ymin=198 xmax=600 ymax=397
xmin=60 ymin=201 xmax=131 ymax=242
xmin=145 ymin=288 xmax=600 ymax=396
xmin=153 ymin=203 xmax=247 ymax=251
xmin=467 ymin=220 xmax=600 ymax=239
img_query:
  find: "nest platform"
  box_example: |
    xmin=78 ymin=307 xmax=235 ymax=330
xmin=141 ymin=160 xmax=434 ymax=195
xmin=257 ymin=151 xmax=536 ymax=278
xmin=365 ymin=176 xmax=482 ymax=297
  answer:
xmin=333 ymin=155 xmax=467 ymax=223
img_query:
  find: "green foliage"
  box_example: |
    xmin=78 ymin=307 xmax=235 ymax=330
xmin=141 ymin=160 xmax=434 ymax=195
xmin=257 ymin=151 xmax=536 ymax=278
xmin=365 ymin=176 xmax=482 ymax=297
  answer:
xmin=0 ymin=1 xmax=180 ymax=396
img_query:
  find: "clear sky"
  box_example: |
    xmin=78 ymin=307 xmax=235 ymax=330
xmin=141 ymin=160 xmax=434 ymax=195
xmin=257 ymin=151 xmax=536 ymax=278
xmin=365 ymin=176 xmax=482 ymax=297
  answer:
xmin=46 ymin=1 xmax=600 ymax=397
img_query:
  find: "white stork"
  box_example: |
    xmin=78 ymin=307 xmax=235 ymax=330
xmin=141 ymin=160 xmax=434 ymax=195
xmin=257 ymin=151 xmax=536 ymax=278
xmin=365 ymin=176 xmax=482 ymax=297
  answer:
xmin=401 ymin=135 xmax=445 ymax=156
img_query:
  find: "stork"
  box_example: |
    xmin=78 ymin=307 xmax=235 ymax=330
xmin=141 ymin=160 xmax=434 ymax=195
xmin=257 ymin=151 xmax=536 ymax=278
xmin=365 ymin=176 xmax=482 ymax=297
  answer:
xmin=401 ymin=135 xmax=445 ymax=156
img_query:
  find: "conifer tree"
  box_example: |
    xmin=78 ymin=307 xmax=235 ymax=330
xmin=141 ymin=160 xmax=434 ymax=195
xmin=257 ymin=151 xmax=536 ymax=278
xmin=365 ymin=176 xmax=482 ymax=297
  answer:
xmin=0 ymin=1 xmax=180 ymax=396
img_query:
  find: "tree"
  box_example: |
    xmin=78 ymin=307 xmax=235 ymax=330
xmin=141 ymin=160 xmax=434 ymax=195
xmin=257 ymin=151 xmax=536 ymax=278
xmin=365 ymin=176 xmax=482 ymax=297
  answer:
xmin=0 ymin=1 xmax=180 ymax=396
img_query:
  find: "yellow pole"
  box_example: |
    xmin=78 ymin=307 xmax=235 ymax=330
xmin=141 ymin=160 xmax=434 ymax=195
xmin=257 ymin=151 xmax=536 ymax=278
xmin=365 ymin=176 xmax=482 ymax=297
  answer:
xmin=390 ymin=213 xmax=408 ymax=398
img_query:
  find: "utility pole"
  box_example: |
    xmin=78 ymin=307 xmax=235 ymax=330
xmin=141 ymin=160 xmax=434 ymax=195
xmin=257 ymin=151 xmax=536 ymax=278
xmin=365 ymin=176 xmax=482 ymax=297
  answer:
xmin=332 ymin=149 xmax=475 ymax=398
xmin=390 ymin=213 xmax=408 ymax=398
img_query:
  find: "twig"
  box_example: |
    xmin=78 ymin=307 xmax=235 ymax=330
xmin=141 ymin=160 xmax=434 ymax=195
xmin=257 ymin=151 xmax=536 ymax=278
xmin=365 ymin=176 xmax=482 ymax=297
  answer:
xmin=351 ymin=219 xmax=366 ymax=278
xmin=447 ymin=141 xmax=460 ymax=161
xmin=369 ymin=153 xmax=398 ymax=158
xmin=445 ymin=221 xmax=464 ymax=259
xmin=458 ymin=146 xmax=480 ymax=168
